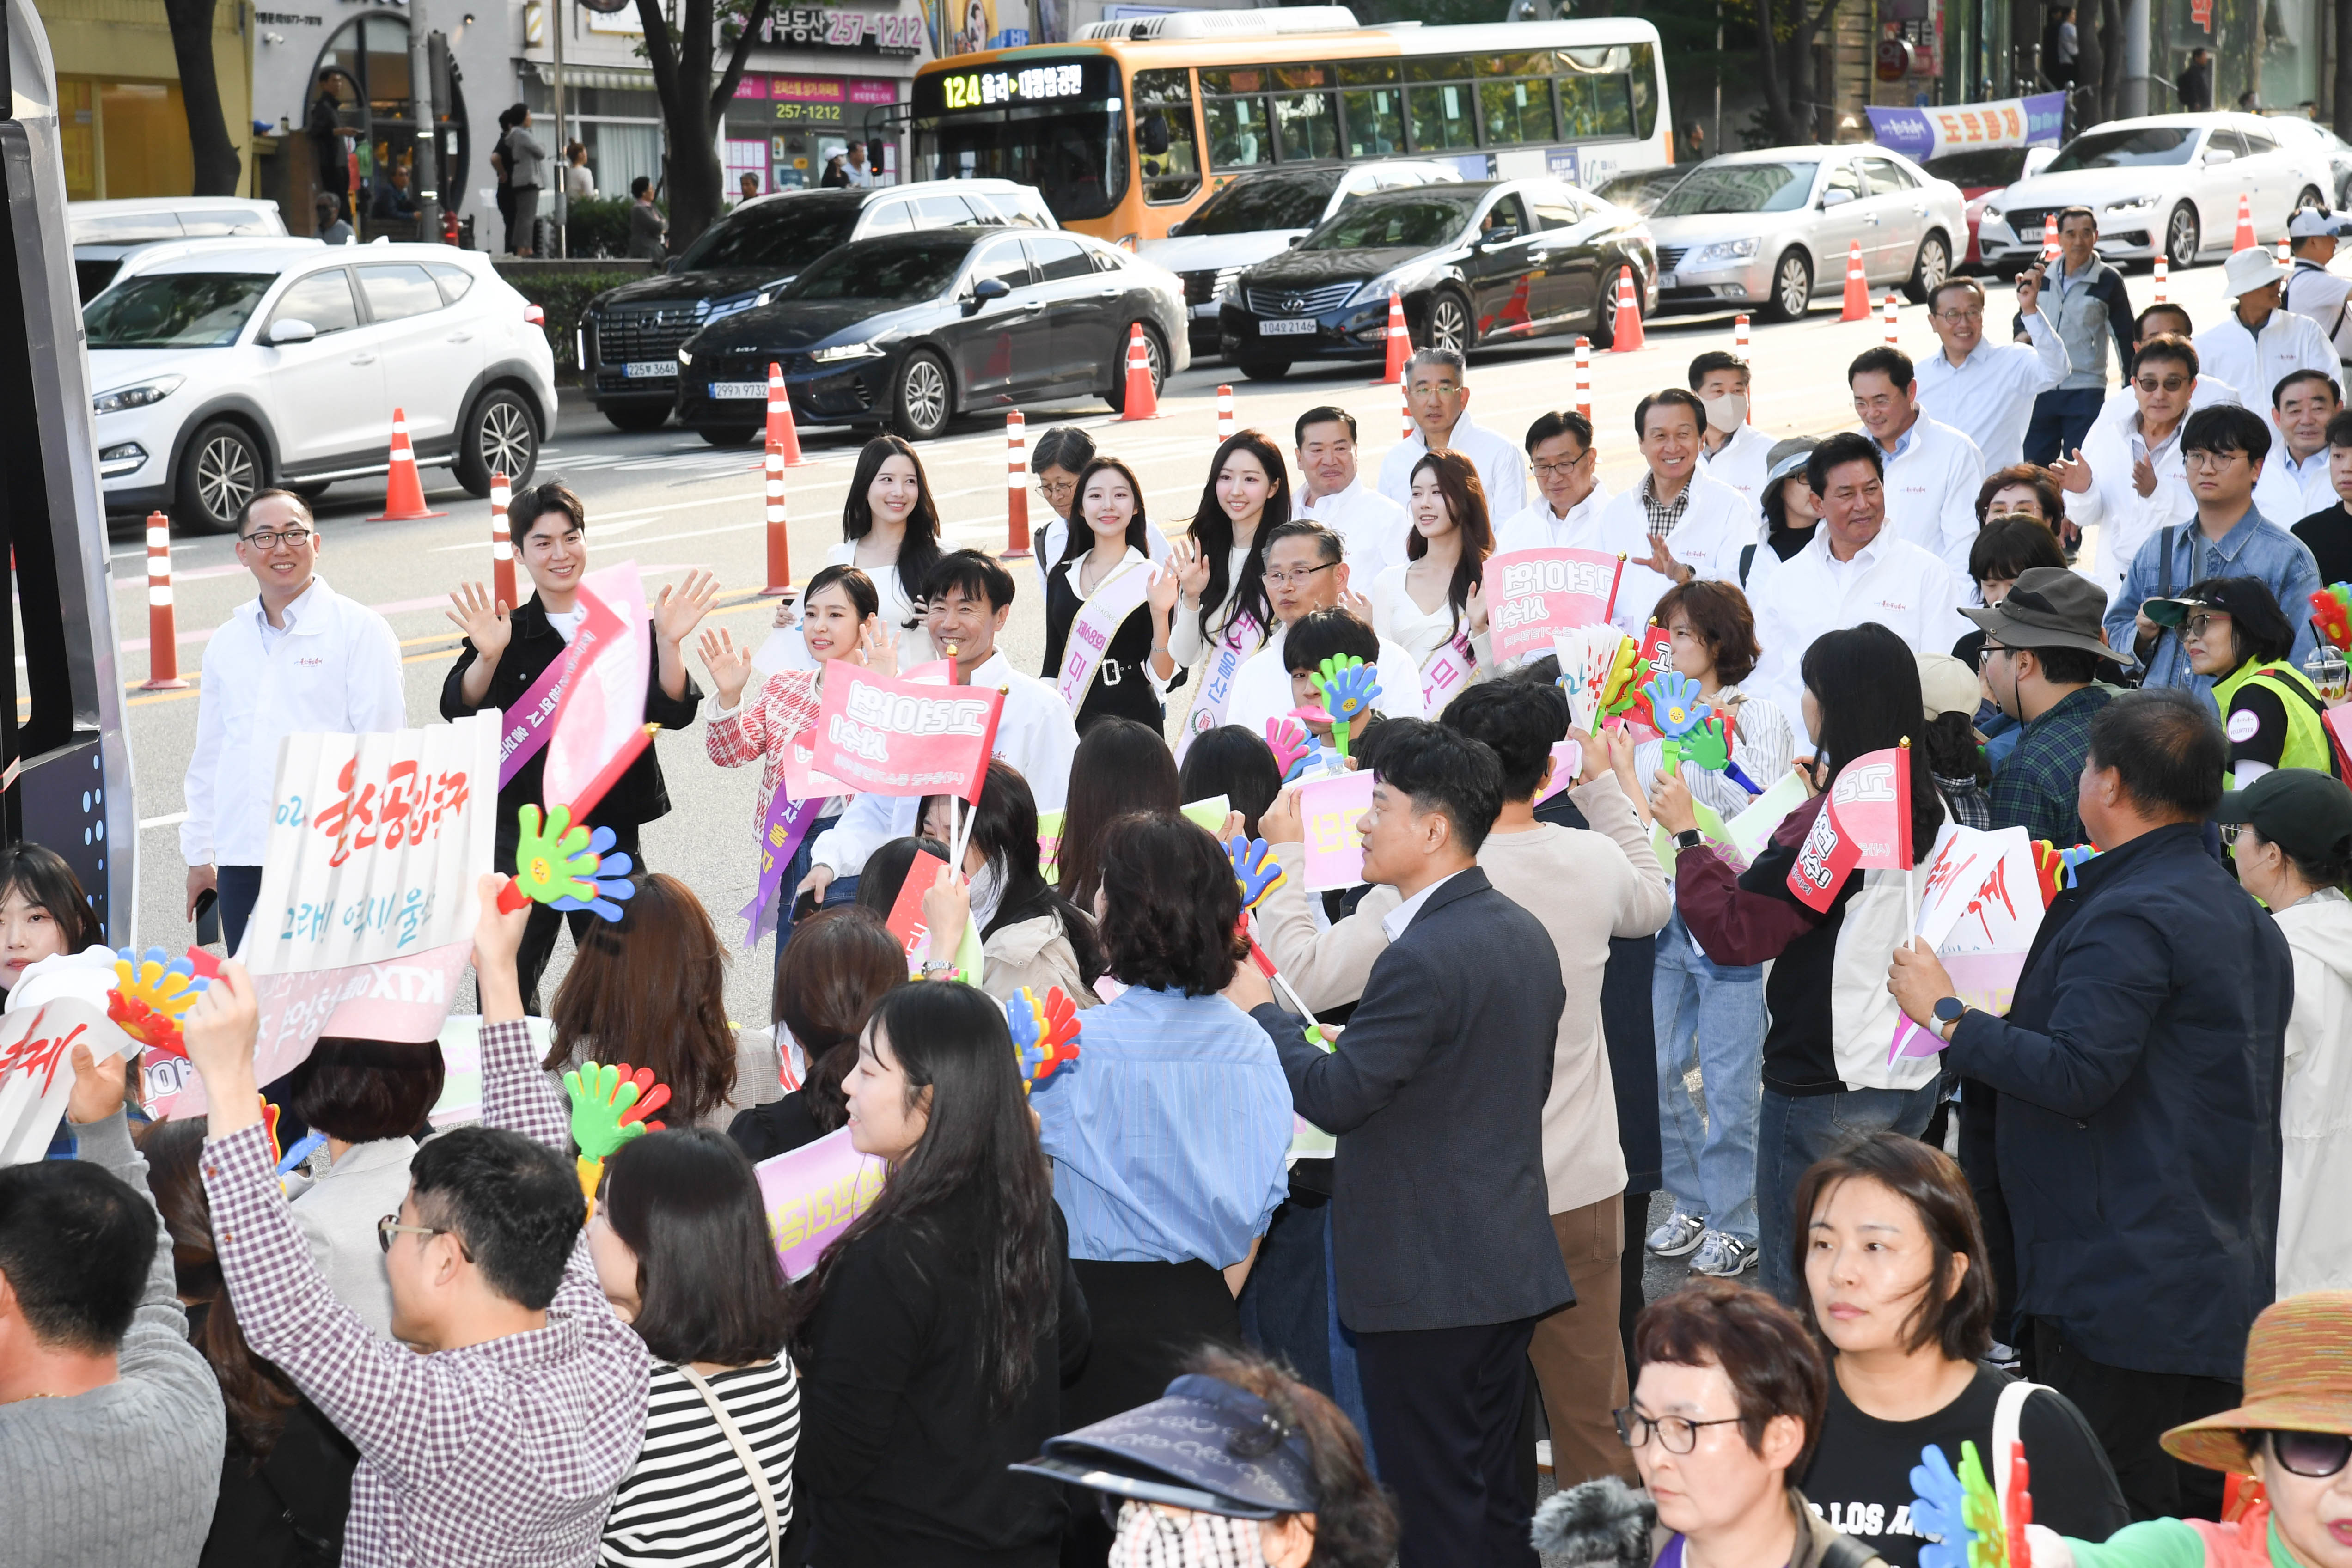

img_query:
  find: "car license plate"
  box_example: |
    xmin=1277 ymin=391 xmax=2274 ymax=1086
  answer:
xmin=709 ymin=381 xmax=769 ymax=400
xmin=1259 ymin=318 xmax=1317 ymax=336
xmin=1659 ymin=273 xmax=1678 ymax=289
xmin=622 ymin=360 xmax=675 ymax=379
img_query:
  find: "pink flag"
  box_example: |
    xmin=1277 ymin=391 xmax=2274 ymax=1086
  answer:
xmin=811 ymin=659 xmax=1003 ymax=802
xmin=1485 ymin=547 xmax=1626 ymax=664
xmin=1786 ymin=745 xmax=1914 ymax=913
xmin=541 ymin=561 xmax=652 ymax=818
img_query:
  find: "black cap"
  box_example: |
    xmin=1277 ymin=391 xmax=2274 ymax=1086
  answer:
xmin=2142 ymin=578 xmax=2287 ymax=632
xmin=2213 ymin=767 xmax=2352 ymax=863
xmin=1008 ymin=1374 xmax=1316 ymax=1520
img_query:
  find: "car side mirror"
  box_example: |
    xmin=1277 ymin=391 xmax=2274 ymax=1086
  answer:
xmin=1167 ymin=218 xmax=1189 ymax=237
xmin=966 ymin=275 xmax=1011 ymax=315
xmin=268 ymin=317 xmax=317 ymax=345
xmin=1820 ymin=188 xmax=1857 ymax=208
xmin=2204 ymin=147 xmax=2236 ymax=165
xmin=1287 ymin=234 xmax=1303 ymax=247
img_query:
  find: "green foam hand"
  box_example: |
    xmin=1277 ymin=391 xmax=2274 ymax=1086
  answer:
xmin=1682 ymin=716 xmax=1733 ymax=773
xmin=1956 ymin=1441 xmax=2007 ymax=1568
xmin=564 ymin=1060 xmax=654 ymax=1160
xmin=505 ymin=803 xmax=602 ymax=911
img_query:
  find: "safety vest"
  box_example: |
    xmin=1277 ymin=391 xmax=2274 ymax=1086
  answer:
xmin=2211 ymin=659 xmax=2340 ymax=785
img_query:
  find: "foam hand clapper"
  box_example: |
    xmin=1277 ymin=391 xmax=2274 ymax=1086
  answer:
xmin=1911 ymin=1443 xmax=1976 ymax=1568
xmin=500 ymin=805 xmax=635 ymax=921
xmin=563 ymin=1060 xmax=671 ymax=1211
xmin=106 ymin=946 xmax=209 ymax=1057
xmin=1007 ymin=985 xmax=1082 ymax=1092
xmin=2311 ymin=583 xmax=2352 ymax=650
xmin=1228 ymin=836 xmax=1284 ymax=911
xmin=1263 ymin=717 xmax=1311 ymax=781
xmin=1311 ymin=656 xmax=1382 ymax=761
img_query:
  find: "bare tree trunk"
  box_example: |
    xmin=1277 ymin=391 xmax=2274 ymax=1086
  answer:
xmin=2336 ymin=0 xmax=2352 ymax=136
xmin=2097 ymin=0 xmax=2127 ymax=121
xmin=1754 ymin=0 xmax=1804 ymax=143
xmin=162 ymin=0 xmax=241 ymax=195
xmin=637 ymin=0 xmax=776 ymax=250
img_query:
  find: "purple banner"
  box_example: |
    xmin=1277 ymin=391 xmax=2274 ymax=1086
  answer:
xmin=736 ymin=783 xmax=826 ymax=950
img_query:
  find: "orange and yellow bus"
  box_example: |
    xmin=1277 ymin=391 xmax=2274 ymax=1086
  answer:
xmin=903 ymin=8 xmax=1672 ymax=247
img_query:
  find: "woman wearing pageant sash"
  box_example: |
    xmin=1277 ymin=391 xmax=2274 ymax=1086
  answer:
xmin=1372 ymin=447 xmax=1494 ymax=715
xmin=698 ymin=564 xmax=895 ymax=983
xmin=1165 ymin=430 xmax=1290 ymax=735
xmin=1041 ymin=456 xmax=1178 ymax=732
xmin=827 ymin=435 xmax=942 ymax=660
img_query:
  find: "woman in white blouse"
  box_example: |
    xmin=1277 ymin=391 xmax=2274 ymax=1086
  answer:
xmin=1373 ymin=448 xmax=1495 ymax=712
xmin=1166 ymin=430 xmax=1290 ymax=673
xmin=827 ymin=435 xmax=941 ymax=661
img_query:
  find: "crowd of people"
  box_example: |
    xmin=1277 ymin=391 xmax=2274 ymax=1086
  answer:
xmin=4 ymin=207 xmax=2352 ymax=1568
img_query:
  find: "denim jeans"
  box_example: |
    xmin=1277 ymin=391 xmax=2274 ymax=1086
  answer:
xmin=1755 ymin=1078 xmax=1942 ymax=1304
xmin=1651 ymin=912 xmax=1766 ymax=1245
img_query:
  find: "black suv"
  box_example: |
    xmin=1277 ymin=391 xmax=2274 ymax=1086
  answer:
xmin=579 ymin=180 xmax=1056 ymax=432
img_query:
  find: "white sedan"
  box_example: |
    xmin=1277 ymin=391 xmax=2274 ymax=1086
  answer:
xmin=86 ymin=238 xmax=557 ymax=532
xmin=1973 ymin=112 xmax=2336 ymax=271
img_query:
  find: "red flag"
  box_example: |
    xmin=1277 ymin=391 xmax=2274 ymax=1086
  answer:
xmin=883 ymin=849 xmax=950 ymax=971
xmin=1786 ymin=744 xmax=1914 ymax=912
xmin=811 ymin=659 xmax=1004 ymax=804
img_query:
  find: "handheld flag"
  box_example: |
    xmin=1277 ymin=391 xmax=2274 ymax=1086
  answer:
xmin=1787 ymin=741 xmax=1914 ymax=913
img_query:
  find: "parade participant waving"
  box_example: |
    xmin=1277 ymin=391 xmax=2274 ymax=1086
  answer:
xmin=442 ymin=481 xmax=715 ymax=1009
xmin=1041 ymin=456 xmax=1176 ymax=732
xmin=1372 ymin=448 xmax=1494 ymax=714
xmin=1166 ymin=431 xmax=1290 ymax=743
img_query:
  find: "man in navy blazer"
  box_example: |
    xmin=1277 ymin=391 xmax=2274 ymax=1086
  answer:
xmin=1234 ymin=720 xmax=1572 ymax=1568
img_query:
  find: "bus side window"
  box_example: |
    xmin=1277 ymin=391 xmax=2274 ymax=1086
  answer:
xmin=1343 ymin=88 xmax=1404 ymax=158
xmin=1205 ymin=94 xmax=1272 ymax=170
xmin=1627 ymin=43 xmax=1659 ymax=140
xmin=1558 ymin=63 xmax=1635 ymax=140
xmin=1134 ymin=67 xmax=1203 ymax=204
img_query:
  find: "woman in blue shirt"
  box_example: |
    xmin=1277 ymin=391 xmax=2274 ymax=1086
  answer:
xmin=1034 ymin=811 xmax=1292 ymax=1450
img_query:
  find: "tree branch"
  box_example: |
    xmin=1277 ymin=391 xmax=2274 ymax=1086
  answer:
xmin=709 ymin=0 xmax=780 ymax=120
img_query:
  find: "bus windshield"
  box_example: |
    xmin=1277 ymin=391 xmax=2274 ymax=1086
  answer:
xmin=911 ymin=56 xmax=1130 ymax=222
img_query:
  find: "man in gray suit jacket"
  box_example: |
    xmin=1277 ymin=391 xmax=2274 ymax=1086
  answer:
xmin=1234 ymin=719 xmax=1572 ymax=1567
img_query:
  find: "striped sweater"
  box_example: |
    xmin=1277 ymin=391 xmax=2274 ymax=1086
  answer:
xmin=601 ymin=1359 xmax=800 ymax=1568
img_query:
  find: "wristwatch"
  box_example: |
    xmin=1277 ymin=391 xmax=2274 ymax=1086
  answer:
xmin=1933 ymin=995 xmax=1969 ymax=1041
xmin=1674 ymin=828 xmax=1703 ymax=851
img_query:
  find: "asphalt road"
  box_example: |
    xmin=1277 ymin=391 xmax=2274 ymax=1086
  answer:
xmin=109 ymin=256 xmax=2242 ymax=1032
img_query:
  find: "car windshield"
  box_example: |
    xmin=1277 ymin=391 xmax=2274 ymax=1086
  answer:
xmin=84 ymin=271 xmax=273 ymax=347
xmin=2045 ymin=126 xmax=2196 ymax=171
xmin=1922 ymin=147 xmax=2031 ymax=185
xmin=675 ymin=200 xmax=862 ymax=273
xmin=1185 ymin=171 xmax=1344 ymax=235
xmin=1656 ymin=162 xmax=1819 ymax=215
xmin=1595 ymin=169 xmax=1687 ymax=214
xmin=787 ymin=240 xmax=970 ymax=303
xmin=1301 ymin=194 xmax=1476 ymax=251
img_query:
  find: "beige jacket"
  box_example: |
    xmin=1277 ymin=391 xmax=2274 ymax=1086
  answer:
xmin=979 ymin=911 xmax=1099 ymax=1009
xmin=1258 ymin=772 xmax=1670 ymax=1212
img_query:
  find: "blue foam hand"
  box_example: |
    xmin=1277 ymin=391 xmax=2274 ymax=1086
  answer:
xmin=1643 ymin=671 xmax=1713 ymax=739
xmin=1313 ymin=656 xmax=1383 ymax=724
xmin=1005 ymin=988 xmax=1043 ymax=1076
xmin=1228 ymin=835 xmax=1284 ymax=911
xmin=549 ymin=824 xmax=638 ymax=922
xmin=1911 ymin=1443 xmax=1975 ymax=1568
xmin=1282 ymin=738 xmax=1335 ymax=782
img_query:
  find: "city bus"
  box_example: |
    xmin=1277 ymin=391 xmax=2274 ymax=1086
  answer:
xmin=903 ymin=8 xmax=1672 ymax=247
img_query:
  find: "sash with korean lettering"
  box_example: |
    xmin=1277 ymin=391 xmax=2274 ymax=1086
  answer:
xmin=1053 ymin=557 xmax=1157 ymax=714
xmin=1419 ymin=628 xmax=1478 ymax=711
xmin=495 ymin=579 xmax=632 ymax=789
xmin=811 ymin=660 xmax=1004 ymax=802
xmin=736 ymin=785 xmax=828 ymax=950
xmin=1173 ymin=610 xmax=1266 ymax=764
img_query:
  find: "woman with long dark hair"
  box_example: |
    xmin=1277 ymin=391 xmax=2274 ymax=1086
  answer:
xmin=916 ymin=761 xmax=1103 ymax=1004
xmin=831 ymin=435 xmax=943 ymax=658
xmin=1652 ymin=622 xmax=1946 ymax=1304
xmin=1051 ymin=718 xmax=1181 ymax=913
xmin=544 ymin=872 xmax=783 ymax=1130
xmin=727 ymin=907 xmax=907 ymax=1161
xmin=790 ymin=981 xmax=1090 ymax=1565
xmin=1165 ymin=430 xmax=1290 ymax=687
xmin=1176 ymin=725 xmax=1285 ymax=842
xmin=589 ymin=1129 xmax=802 ymax=1567
xmin=142 ymin=1117 xmax=360 ymax=1568
xmin=0 ymin=841 xmax=104 ymax=998
xmin=1374 ymin=448 xmax=1496 ymax=712
xmin=1042 ymin=456 xmax=1176 ymax=732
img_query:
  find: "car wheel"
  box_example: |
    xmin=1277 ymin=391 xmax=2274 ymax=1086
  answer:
xmin=1235 ymin=355 xmax=1292 ymax=382
xmin=1425 ymin=289 xmax=1472 ymax=354
xmin=2165 ymin=204 xmax=2201 ymax=268
xmin=176 ymin=421 xmax=263 ymax=535
xmin=890 ymin=349 xmax=953 ymax=441
xmin=2297 ymin=185 xmax=2326 ymax=212
xmin=455 ymin=388 xmax=539 ymax=497
xmin=1104 ymin=324 xmax=1167 ymax=413
xmin=1761 ymin=250 xmax=1812 ymax=323
xmin=1903 ymin=232 xmax=1951 ymax=303
xmin=602 ymin=404 xmax=669 ymax=433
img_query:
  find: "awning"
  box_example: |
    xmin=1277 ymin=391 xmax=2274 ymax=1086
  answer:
xmin=529 ymin=62 xmax=660 ymax=91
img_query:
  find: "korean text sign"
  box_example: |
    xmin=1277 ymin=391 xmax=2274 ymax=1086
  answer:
xmin=757 ymin=1127 xmax=888 ymax=1280
xmin=1299 ymin=770 xmax=1375 ymax=892
xmin=810 ymin=660 xmax=1003 ymax=802
xmin=1485 ymin=548 xmax=1625 ymax=665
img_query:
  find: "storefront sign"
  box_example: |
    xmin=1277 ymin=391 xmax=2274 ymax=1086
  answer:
xmin=756 ymin=9 xmax=925 ymax=54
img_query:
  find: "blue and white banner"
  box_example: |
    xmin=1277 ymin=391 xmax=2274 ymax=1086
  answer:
xmin=1867 ymin=92 xmax=2066 ymax=161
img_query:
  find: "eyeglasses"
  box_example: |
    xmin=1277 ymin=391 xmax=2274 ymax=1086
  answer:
xmin=2183 ymin=613 xmax=2222 ymax=639
xmin=2186 ymin=450 xmax=2246 ymax=471
xmin=1977 ymin=641 xmax=2011 ymax=669
xmin=1934 ymin=308 xmax=1985 ymax=324
xmin=2133 ymin=376 xmax=2192 ymax=394
xmin=2219 ymin=822 xmax=2249 ymax=847
xmin=1036 ymin=477 xmax=1076 ymax=502
xmin=1262 ymin=561 xmax=1339 ymax=589
xmin=2268 ymin=1430 xmax=2352 ymax=1478
xmin=377 ymin=1214 xmax=468 ymax=1258
xmin=1614 ymin=1406 xmax=1744 ymax=1454
xmin=1532 ymin=454 xmax=1590 ymax=477
xmin=240 ymin=527 xmax=314 ymax=550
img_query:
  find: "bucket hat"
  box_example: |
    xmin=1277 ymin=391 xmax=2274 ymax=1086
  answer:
xmin=2162 ymin=1291 xmax=2352 ymax=1473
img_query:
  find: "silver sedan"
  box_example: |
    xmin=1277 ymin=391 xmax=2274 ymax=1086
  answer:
xmin=1647 ymin=147 xmax=1968 ymax=322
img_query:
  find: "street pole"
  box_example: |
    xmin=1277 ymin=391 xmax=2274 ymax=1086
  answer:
xmin=409 ymin=19 xmax=440 ymax=241
xmin=552 ymin=0 xmax=568 ymax=258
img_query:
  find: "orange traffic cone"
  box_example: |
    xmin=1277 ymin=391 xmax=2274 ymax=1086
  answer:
xmin=2154 ymin=255 xmax=2169 ymax=303
xmin=760 ymin=441 xmax=791 ymax=597
xmin=1118 ymin=324 xmax=1160 ymax=421
xmin=1883 ymin=292 xmax=1900 ymax=345
xmin=762 ymin=361 xmax=810 ymax=469
xmin=1573 ymin=336 xmax=1592 ymax=421
xmin=1400 ymin=377 xmax=1413 ymax=441
xmin=1840 ymin=241 xmax=1870 ymax=321
xmin=368 ymin=408 xmax=446 ymax=520
xmin=1608 ymin=266 xmax=1644 ymax=352
xmin=1002 ymin=411 xmax=1031 ymax=560
xmin=2041 ymin=212 xmax=2059 ymax=261
xmin=489 ymin=471 xmax=517 ymax=614
xmin=141 ymin=512 xmax=188 ymax=690
xmin=1216 ymin=384 xmax=1234 ymax=444
xmin=2235 ymin=194 xmax=2256 ymax=252
xmin=1375 ymin=290 xmax=1409 ymax=385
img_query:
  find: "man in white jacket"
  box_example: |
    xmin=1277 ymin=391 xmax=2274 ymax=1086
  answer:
xmin=1913 ymin=272 xmax=2070 ymax=469
xmin=1690 ymin=350 xmax=1776 ymax=508
xmin=1375 ymin=347 xmax=1530 ymax=519
xmin=1588 ymin=389 xmax=1755 ymax=635
xmin=2194 ymin=248 xmax=2338 ymax=419
xmin=2251 ymin=368 xmax=2343 ymax=526
xmin=1296 ymin=404 xmax=1410 ymax=582
xmin=2060 ymin=333 xmax=2204 ymax=598
xmin=1850 ymin=345 xmax=1988 ymax=579
xmin=1495 ymin=409 xmax=1613 ymax=555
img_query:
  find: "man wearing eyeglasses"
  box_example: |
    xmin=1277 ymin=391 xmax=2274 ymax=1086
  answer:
xmin=1913 ymin=274 xmax=2069 ymax=470
xmin=1222 ymin=519 xmax=1426 ymax=738
xmin=183 ymin=489 xmax=405 ymax=952
xmin=1495 ymin=409 xmax=1611 ymax=556
xmin=2102 ymin=404 xmax=2323 ymax=697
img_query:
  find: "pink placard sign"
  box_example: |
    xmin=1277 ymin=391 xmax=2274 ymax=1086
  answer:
xmin=1486 ymin=548 xmax=1625 ymax=664
xmin=1299 ymin=770 xmax=1375 ymax=892
xmin=756 ymin=1126 xmax=887 ymax=1280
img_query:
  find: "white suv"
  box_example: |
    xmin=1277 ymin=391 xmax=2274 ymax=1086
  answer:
xmin=86 ymin=238 xmax=558 ymax=532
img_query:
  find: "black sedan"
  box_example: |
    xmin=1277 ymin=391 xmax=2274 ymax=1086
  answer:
xmin=1218 ymin=178 xmax=1655 ymax=381
xmin=673 ymin=227 xmax=1189 ymax=444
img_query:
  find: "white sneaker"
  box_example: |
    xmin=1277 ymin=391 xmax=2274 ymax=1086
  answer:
xmin=1646 ymin=1209 xmax=1708 ymax=1257
xmin=1688 ymin=1231 xmax=1759 ymax=1277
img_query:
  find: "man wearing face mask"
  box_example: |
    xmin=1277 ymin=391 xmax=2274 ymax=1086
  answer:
xmin=1688 ymin=351 xmax=1775 ymax=508
xmin=1375 ymin=348 xmax=1529 ymax=519
xmin=1914 ymin=274 xmax=2069 ymax=470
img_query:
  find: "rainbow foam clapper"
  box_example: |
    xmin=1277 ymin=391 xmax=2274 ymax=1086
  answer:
xmin=1007 ymin=985 xmax=1082 ymax=1092
xmin=106 ymin=946 xmax=211 ymax=1056
xmin=498 ymin=803 xmax=638 ymax=921
xmin=2311 ymin=583 xmax=2352 ymax=650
